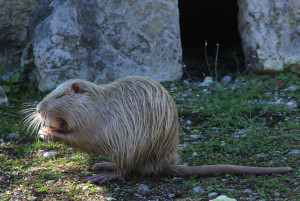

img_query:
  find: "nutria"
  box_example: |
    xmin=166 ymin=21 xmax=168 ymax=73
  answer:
xmin=24 ymin=76 xmax=292 ymax=183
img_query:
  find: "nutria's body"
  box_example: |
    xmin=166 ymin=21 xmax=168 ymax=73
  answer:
xmin=26 ymin=76 xmax=292 ymax=183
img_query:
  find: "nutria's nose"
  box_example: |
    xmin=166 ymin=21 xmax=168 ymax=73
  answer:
xmin=36 ymin=103 xmax=42 ymax=113
xmin=36 ymin=106 xmax=40 ymax=113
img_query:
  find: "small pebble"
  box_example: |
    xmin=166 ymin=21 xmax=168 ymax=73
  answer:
xmin=183 ymin=80 xmax=190 ymax=84
xmin=95 ymin=187 xmax=104 ymax=191
xmin=256 ymin=153 xmax=267 ymax=157
xmin=192 ymin=152 xmax=198 ymax=156
xmin=287 ymin=149 xmax=300 ymax=155
xmin=27 ymin=196 xmax=38 ymax=201
xmin=47 ymin=180 xmax=56 ymax=185
xmin=208 ymin=192 xmax=218 ymax=197
xmin=199 ymin=77 xmax=213 ymax=86
xmin=37 ymin=150 xmax=45 ymax=155
xmin=210 ymin=195 xmax=237 ymax=201
xmin=43 ymin=152 xmax=58 ymax=158
xmin=107 ymin=197 xmax=116 ymax=201
xmin=283 ymin=86 xmax=297 ymax=92
xmin=173 ymin=177 xmax=184 ymax=181
xmin=221 ymin=75 xmax=232 ymax=84
xmin=190 ymin=135 xmax=199 ymax=139
xmin=286 ymin=101 xmax=297 ymax=109
xmin=243 ymin=189 xmax=253 ymax=194
xmin=135 ymin=193 xmax=143 ymax=197
xmin=137 ymin=184 xmax=150 ymax=195
xmin=193 ymin=186 xmax=204 ymax=193
xmin=82 ymin=186 xmax=89 ymax=190
xmin=7 ymin=133 xmax=20 ymax=139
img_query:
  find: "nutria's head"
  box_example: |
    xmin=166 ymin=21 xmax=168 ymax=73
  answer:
xmin=24 ymin=79 xmax=101 ymax=135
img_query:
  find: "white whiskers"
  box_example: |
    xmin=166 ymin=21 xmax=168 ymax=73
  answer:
xmin=21 ymin=103 xmax=46 ymax=136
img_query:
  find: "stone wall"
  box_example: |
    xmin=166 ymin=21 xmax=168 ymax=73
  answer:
xmin=238 ymin=0 xmax=300 ymax=70
xmin=0 ymin=0 xmax=36 ymax=76
xmin=31 ymin=0 xmax=183 ymax=91
xmin=1 ymin=0 xmax=299 ymax=89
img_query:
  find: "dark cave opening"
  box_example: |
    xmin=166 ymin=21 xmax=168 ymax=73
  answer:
xmin=178 ymin=0 xmax=244 ymax=79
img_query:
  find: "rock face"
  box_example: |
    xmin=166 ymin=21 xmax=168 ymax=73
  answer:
xmin=0 ymin=0 xmax=36 ymax=74
xmin=238 ymin=0 xmax=300 ymax=70
xmin=31 ymin=0 xmax=182 ymax=91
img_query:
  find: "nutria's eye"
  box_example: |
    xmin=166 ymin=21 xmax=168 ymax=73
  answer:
xmin=55 ymin=94 xmax=64 ymax=99
xmin=72 ymin=83 xmax=84 ymax=94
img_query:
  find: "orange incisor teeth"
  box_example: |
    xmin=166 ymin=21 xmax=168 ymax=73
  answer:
xmin=49 ymin=121 xmax=56 ymax=129
xmin=43 ymin=126 xmax=54 ymax=132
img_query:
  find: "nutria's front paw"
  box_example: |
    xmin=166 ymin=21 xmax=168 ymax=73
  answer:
xmin=92 ymin=162 xmax=115 ymax=170
xmin=83 ymin=172 xmax=120 ymax=184
xmin=39 ymin=126 xmax=55 ymax=140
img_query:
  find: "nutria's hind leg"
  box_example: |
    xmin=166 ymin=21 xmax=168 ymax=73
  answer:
xmin=83 ymin=172 xmax=120 ymax=184
xmin=92 ymin=162 xmax=115 ymax=171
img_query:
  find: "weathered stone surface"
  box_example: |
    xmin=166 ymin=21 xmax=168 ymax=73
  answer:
xmin=0 ymin=0 xmax=36 ymax=73
xmin=31 ymin=0 xmax=182 ymax=91
xmin=238 ymin=0 xmax=300 ymax=70
xmin=0 ymin=86 xmax=9 ymax=108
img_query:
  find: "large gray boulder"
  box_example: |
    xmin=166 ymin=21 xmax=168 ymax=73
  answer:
xmin=0 ymin=0 xmax=36 ymax=75
xmin=31 ymin=0 xmax=182 ymax=91
xmin=238 ymin=0 xmax=300 ymax=70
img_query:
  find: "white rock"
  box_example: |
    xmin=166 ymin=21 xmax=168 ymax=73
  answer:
xmin=37 ymin=150 xmax=44 ymax=154
xmin=199 ymin=77 xmax=213 ymax=87
xmin=47 ymin=180 xmax=56 ymax=185
xmin=82 ymin=186 xmax=89 ymax=190
xmin=186 ymin=120 xmax=192 ymax=125
xmin=209 ymin=195 xmax=237 ymax=201
xmin=137 ymin=184 xmax=150 ymax=195
xmin=43 ymin=152 xmax=58 ymax=158
xmin=221 ymin=76 xmax=232 ymax=85
xmin=107 ymin=197 xmax=116 ymax=201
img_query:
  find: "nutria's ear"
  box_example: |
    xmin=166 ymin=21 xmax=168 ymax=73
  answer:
xmin=71 ymin=83 xmax=84 ymax=94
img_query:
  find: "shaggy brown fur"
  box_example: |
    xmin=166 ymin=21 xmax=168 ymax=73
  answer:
xmin=24 ymin=76 xmax=292 ymax=183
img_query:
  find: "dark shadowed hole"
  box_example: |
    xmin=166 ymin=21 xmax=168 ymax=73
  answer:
xmin=178 ymin=0 xmax=245 ymax=79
